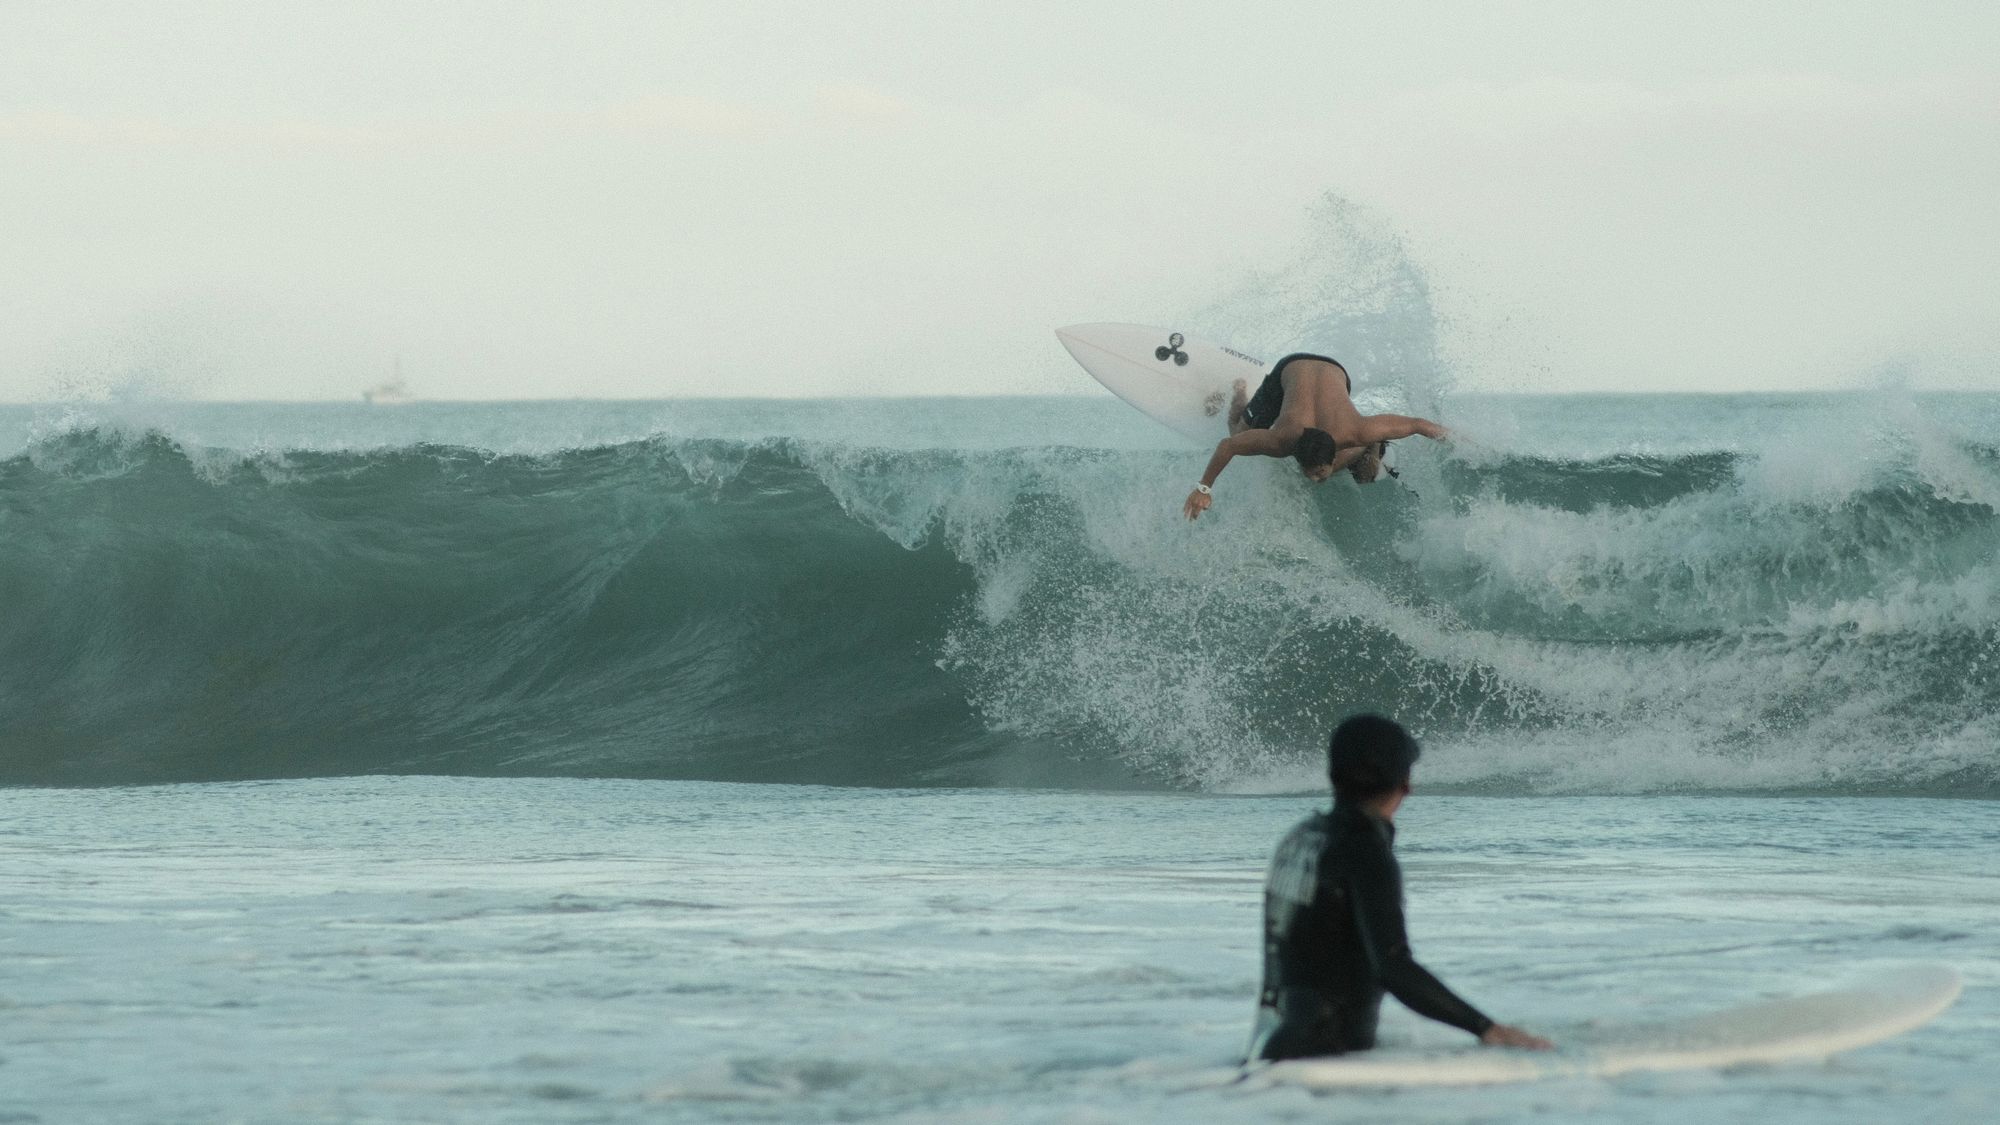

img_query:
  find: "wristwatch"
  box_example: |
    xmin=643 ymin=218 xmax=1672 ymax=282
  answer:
xmin=1193 ymin=483 xmax=1212 ymax=495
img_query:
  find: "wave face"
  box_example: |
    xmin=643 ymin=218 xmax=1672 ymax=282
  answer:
xmin=0 ymin=429 xmax=1006 ymax=787
xmin=2 ymin=410 xmax=1997 ymax=793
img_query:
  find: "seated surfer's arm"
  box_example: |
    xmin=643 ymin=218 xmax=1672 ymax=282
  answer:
xmin=1348 ymin=836 xmax=1552 ymax=1049
xmin=1358 ymin=414 xmax=1450 ymax=444
xmin=1184 ymin=429 xmax=1290 ymax=520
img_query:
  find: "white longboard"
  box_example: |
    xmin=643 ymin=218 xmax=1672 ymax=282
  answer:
xmin=1056 ymin=323 xmax=1267 ymax=444
xmin=1252 ymin=964 xmax=1960 ymax=1089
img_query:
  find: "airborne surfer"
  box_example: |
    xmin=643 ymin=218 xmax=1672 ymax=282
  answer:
xmin=1248 ymin=714 xmax=1551 ymax=1061
xmin=1183 ymin=354 xmax=1448 ymax=520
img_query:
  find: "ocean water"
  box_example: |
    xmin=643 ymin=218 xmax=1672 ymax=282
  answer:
xmin=1 ymin=390 xmax=1997 ymax=1122
xmin=1 ymin=781 xmax=1995 ymax=1123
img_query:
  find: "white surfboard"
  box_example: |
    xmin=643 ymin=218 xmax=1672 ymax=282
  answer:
xmin=1252 ymin=964 xmax=1959 ymax=1089
xmin=1055 ymin=323 xmax=1267 ymax=443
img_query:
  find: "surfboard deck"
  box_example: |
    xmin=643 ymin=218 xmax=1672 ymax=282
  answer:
xmin=1250 ymin=964 xmax=1959 ymax=1089
xmin=1055 ymin=323 xmax=1267 ymax=444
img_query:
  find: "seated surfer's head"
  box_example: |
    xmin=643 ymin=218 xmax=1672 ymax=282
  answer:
xmin=1328 ymin=713 xmax=1421 ymax=808
xmin=1294 ymin=428 xmax=1338 ymax=482
xmin=1347 ymin=441 xmax=1387 ymax=485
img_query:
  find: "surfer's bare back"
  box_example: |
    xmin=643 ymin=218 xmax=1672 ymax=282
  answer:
xmin=1183 ymin=354 xmax=1448 ymax=520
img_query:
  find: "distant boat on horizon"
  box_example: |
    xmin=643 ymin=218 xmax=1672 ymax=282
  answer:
xmin=363 ymin=358 xmax=416 ymax=405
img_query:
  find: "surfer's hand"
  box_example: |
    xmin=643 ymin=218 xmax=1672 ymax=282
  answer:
xmin=1480 ymin=1024 xmax=1553 ymax=1051
xmin=1183 ymin=489 xmax=1212 ymax=520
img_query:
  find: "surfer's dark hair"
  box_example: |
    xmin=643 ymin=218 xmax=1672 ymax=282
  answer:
xmin=1294 ymin=428 xmax=1337 ymax=470
xmin=1329 ymin=714 xmax=1421 ymax=802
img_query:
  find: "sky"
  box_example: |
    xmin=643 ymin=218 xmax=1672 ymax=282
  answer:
xmin=1 ymin=0 xmax=1995 ymax=400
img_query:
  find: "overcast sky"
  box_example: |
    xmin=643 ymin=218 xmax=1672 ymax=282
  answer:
xmin=2 ymin=0 xmax=1994 ymax=400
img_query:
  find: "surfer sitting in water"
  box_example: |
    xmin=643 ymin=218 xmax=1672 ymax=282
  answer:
xmin=1183 ymin=354 xmax=1448 ymax=520
xmin=1248 ymin=714 xmax=1550 ymax=1061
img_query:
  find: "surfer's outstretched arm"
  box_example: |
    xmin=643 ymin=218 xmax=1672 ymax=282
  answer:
xmin=1185 ymin=430 xmax=1290 ymax=520
xmin=1358 ymin=414 xmax=1449 ymax=444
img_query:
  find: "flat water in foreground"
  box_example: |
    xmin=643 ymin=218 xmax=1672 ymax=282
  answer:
xmin=1 ymin=778 xmax=1993 ymax=1123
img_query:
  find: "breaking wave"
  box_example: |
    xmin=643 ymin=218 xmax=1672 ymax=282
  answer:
xmin=3 ymin=419 xmax=1996 ymax=793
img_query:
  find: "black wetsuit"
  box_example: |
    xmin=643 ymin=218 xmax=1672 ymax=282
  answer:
xmin=1238 ymin=353 xmax=1352 ymax=431
xmin=1247 ymin=803 xmax=1493 ymax=1061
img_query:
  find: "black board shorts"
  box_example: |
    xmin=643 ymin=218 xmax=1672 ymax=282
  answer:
xmin=1240 ymin=354 xmax=1349 ymax=430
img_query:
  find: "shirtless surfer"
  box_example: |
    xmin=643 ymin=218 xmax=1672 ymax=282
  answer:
xmin=1183 ymin=354 xmax=1448 ymax=520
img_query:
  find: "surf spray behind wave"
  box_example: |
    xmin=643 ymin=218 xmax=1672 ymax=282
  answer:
xmin=1 ymin=404 xmax=1996 ymax=793
xmin=1192 ymin=192 xmax=1452 ymax=418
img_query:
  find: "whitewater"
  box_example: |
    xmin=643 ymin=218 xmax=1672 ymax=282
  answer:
xmin=2 ymin=390 xmax=1996 ymax=1123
